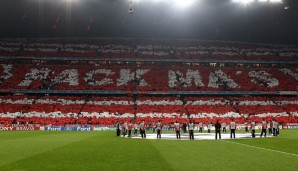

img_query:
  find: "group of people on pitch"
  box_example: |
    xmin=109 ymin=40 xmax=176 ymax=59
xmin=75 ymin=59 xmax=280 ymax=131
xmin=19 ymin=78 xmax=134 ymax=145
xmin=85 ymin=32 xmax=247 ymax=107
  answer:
xmin=116 ymin=118 xmax=280 ymax=140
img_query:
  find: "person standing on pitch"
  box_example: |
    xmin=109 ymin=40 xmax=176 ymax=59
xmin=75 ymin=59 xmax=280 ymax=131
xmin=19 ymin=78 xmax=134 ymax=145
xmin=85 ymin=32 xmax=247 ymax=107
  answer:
xmin=182 ymin=122 xmax=187 ymax=133
xmin=122 ymin=121 xmax=128 ymax=137
xmin=222 ymin=121 xmax=227 ymax=133
xmin=152 ymin=122 xmax=156 ymax=133
xmin=276 ymin=121 xmax=280 ymax=136
xmin=215 ymin=120 xmax=221 ymax=140
xmin=207 ymin=122 xmax=212 ymax=133
xmin=188 ymin=120 xmax=195 ymax=140
xmin=250 ymin=120 xmax=256 ymax=138
xmin=116 ymin=121 xmax=121 ymax=137
xmin=272 ymin=119 xmax=277 ymax=136
xmin=260 ymin=119 xmax=267 ymax=138
xmin=268 ymin=121 xmax=272 ymax=135
xmin=156 ymin=120 xmax=163 ymax=139
xmin=244 ymin=121 xmax=249 ymax=133
xmin=133 ymin=121 xmax=138 ymax=136
xmin=198 ymin=122 xmax=203 ymax=133
xmin=128 ymin=121 xmax=133 ymax=138
xmin=140 ymin=120 xmax=146 ymax=139
xmin=174 ymin=120 xmax=181 ymax=140
xmin=230 ymin=119 xmax=236 ymax=139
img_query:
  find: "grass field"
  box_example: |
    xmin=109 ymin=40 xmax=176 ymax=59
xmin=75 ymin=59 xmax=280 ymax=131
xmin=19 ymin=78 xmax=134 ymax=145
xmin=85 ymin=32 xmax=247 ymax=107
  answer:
xmin=0 ymin=130 xmax=298 ymax=171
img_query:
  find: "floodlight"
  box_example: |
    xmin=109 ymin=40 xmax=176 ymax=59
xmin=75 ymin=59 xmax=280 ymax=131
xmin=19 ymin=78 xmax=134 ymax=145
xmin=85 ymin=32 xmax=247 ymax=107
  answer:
xmin=242 ymin=0 xmax=254 ymax=4
xmin=232 ymin=0 xmax=254 ymax=4
xmin=174 ymin=0 xmax=196 ymax=8
xmin=269 ymin=0 xmax=283 ymax=3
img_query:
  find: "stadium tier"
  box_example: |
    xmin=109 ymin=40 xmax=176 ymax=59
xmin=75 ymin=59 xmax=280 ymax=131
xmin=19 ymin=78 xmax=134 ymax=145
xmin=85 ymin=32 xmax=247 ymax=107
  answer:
xmin=0 ymin=95 xmax=297 ymax=126
xmin=0 ymin=39 xmax=298 ymax=61
xmin=0 ymin=64 xmax=298 ymax=92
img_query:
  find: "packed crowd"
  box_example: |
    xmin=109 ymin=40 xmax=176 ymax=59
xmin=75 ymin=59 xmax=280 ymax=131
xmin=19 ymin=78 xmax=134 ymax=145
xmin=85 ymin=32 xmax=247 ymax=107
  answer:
xmin=0 ymin=64 xmax=297 ymax=92
xmin=0 ymin=38 xmax=297 ymax=60
xmin=0 ymin=95 xmax=297 ymax=126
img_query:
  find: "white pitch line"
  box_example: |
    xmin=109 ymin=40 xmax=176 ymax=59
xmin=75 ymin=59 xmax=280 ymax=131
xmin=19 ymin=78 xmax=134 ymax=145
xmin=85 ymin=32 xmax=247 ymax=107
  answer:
xmin=223 ymin=140 xmax=298 ymax=157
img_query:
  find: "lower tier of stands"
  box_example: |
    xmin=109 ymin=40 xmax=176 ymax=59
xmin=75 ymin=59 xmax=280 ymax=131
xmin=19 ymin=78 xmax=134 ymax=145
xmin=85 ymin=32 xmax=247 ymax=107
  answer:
xmin=0 ymin=95 xmax=297 ymax=126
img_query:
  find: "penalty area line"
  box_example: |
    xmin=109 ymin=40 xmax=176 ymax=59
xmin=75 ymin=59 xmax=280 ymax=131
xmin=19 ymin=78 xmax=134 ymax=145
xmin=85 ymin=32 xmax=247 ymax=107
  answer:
xmin=223 ymin=140 xmax=298 ymax=158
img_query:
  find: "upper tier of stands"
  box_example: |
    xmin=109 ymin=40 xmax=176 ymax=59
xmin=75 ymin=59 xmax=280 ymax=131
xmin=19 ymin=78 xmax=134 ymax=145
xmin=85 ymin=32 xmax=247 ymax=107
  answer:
xmin=0 ymin=38 xmax=297 ymax=61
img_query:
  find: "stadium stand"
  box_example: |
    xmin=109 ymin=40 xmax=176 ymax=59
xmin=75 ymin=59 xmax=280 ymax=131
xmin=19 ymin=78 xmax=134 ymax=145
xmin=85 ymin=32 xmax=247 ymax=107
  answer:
xmin=0 ymin=39 xmax=298 ymax=60
xmin=0 ymin=39 xmax=298 ymax=126
xmin=0 ymin=64 xmax=298 ymax=91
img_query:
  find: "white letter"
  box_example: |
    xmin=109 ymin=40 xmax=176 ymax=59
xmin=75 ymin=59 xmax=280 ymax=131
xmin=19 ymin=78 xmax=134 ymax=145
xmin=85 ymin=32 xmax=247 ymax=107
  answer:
xmin=168 ymin=70 xmax=204 ymax=88
xmin=249 ymin=71 xmax=279 ymax=87
xmin=0 ymin=64 xmax=13 ymax=83
xmin=117 ymin=69 xmax=149 ymax=86
xmin=84 ymin=69 xmax=115 ymax=86
xmin=208 ymin=70 xmax=239 ymax=88
xmin=280 ymin=68 xmax=298 ymax=82
xmin=18 ymin=68 xmax=51 ymax=86
xmin=52 ymin=69 xmax=79 ymax=86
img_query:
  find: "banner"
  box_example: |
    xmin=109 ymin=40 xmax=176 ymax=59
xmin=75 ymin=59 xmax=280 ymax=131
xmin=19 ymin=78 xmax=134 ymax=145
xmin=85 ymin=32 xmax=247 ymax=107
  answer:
xmin=76 ymin=127 xmax=92 ymax=131
xmin=0 ymin=126 xmax=41 ymax=131
xmin=45 ymin=126 xmax=64 ymax=131
xmin=45 ymin=126 xmax=92 ymax=131
xmin=93 ymin=127 xmax=116 ymax=131
xmin=286 ymin=124 xmax=298 ymax=129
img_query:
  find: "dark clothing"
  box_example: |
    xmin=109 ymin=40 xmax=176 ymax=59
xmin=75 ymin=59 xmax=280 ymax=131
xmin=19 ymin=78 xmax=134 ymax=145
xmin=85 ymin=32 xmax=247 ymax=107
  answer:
xmin=116 ymin=123 xmax=120 ymax=136
xmin=260 ymin=129 xmax=266 ymax=137
xmin=245 ymin=127 xmax=249 ymax=133
xmin=122 ymin=129 xmax=127 ymax=137
xmin=199 ymin=127 xmax=203 ymax=133
xmin=176 ymin=131 xmax=181 ymax=139
xmin=215 ymin=123 xmax=221 ymax=130
xmin=222 ymin=127 xmax=226 ymax=132
xmin=251 ymin=130 xmax=255 ymax=138
xmin=268 ymin=128 xmax=272 ymax=135
xmin=128 ymin=130 xmax=132 ymax=138
xmin=273 ymin=128 xmax=276 ymax=136
xmin=215 ymin=130 xmax=221 ymax=139
xmin=157 ymin=129 xmax=161 ymax=139
xmin=189 ymin=130 xmax=194 ymax=140
xmin=140 ymin=129 xmax=146 ymax=138
xmin=215 ymin=122 xmax=221 ymax=140
xmin=183 ymin=123 xmax=187 ymax=133
xmin=230 ymin=129 xmax=236 ymax=139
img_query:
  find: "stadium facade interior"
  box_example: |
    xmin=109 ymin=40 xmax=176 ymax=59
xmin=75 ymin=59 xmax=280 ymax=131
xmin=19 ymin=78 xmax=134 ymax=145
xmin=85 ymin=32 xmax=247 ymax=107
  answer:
xmin=0 ymin=0 xmax=298 ymax=128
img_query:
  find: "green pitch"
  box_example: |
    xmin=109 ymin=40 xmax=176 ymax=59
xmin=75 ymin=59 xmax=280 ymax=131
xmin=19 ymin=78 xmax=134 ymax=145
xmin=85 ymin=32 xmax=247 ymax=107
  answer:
xmin=0 ymin=130 xmax=298 ymax=171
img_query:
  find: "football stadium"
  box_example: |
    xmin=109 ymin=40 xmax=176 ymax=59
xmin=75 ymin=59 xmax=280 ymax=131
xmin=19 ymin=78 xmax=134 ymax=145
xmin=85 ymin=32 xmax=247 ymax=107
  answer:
xmin=0 ymin=0 xmax=298 ymax=170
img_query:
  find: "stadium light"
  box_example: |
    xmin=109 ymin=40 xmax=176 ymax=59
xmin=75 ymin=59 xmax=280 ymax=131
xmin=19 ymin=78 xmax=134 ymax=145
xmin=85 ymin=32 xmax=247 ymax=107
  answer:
xmin=232 ymin=0 xmax=254 ymax=4
xmin=174 ymin=0 xmax=196 ymax=8
xmin=269 ymin=0 xmax=283 ymax=3
xmin=258 ymin=0 xmax=268 ymax=2
xmin=65 ymin=0 xmax=79 ymax=2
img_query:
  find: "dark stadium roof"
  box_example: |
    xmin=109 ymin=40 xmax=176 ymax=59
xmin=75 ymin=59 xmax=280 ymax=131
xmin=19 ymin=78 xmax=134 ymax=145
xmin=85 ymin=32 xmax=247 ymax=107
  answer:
xmin=0 ymin=0 xmax=297 ymax=44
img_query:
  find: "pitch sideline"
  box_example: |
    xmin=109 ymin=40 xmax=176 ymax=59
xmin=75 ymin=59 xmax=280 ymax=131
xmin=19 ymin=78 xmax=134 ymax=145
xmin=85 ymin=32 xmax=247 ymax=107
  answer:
xmin=223 ymin=140 xmax=298 ymax=157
